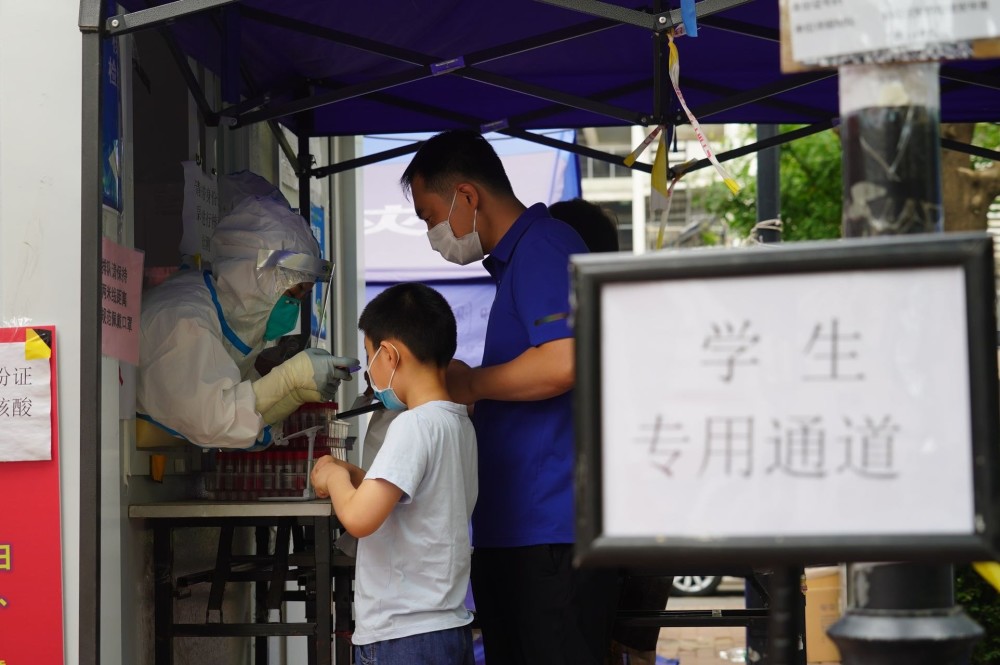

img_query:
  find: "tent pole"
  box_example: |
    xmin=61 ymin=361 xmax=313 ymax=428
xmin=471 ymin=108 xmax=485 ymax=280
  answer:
xmin=79 ymin=1 xmax=105 ymax=663
xmin=755 ymin=124 xmax=781 ymax=243
xmin=105 ymin=0 xmax=240 ymax=37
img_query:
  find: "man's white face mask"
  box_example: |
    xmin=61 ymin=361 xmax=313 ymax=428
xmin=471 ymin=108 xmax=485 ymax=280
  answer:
xmin=427 ymin=190 xmax=484 ymax=265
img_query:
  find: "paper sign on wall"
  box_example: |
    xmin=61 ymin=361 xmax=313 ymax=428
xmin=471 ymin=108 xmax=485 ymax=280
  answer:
xmin=101 ymin=237 xmax=145 ymax=366
xmin=0 ymin=328 xmax=54 ymax=462
xmin=784 ymin=0 xmax=1000 ymax=65
xmin=0 ymin=326 xmax=64 ymax=664
xmin=180 ymin=160 xmax=220 ymax=261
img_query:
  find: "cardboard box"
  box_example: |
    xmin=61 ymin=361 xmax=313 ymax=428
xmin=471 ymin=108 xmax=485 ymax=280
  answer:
xmin=805 ymin=566 xmax=842 ymax=663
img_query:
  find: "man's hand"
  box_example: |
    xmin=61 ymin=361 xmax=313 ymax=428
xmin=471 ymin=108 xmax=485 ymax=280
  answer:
xmin=446 ymin=359 xmax=476 ymax=404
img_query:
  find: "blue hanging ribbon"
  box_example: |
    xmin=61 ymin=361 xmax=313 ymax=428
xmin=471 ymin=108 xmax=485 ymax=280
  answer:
xmin=681 ymin=0 xmax=698 ymax=37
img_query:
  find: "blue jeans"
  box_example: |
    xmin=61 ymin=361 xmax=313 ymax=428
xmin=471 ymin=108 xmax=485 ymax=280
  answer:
xmin=354 ymin=625 xmax=475 ymax=665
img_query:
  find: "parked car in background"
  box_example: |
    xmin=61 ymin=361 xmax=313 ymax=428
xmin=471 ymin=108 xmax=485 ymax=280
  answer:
xmin=671 ymin=575 xmax=744 ymax=597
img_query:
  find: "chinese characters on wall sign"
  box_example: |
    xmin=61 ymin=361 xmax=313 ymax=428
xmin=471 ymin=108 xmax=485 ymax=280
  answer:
xmin=0 ymin=327 xmax=63 ymax=664
xmin=0 ymin=333 xmax=52 ymax=462
xmin=100 ymin=237 xmax=144 ymax=365
xmin=181 ymin=160 xmax=220 ymax=260
xmin=600 ymin=268 xmax=975 ymax=538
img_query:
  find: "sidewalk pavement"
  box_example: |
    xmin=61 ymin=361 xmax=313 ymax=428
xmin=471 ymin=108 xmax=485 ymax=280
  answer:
xmin=656 ymin=595 xmax=748 ymax=665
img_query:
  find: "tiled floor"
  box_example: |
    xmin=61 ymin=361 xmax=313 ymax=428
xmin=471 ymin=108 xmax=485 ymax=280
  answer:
xmin=656 ymin=595 xmax=749 ymax=665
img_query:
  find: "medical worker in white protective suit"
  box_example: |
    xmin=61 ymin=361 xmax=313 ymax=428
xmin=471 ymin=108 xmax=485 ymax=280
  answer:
xmin=136 ymin=179 xmax=358 ymax=450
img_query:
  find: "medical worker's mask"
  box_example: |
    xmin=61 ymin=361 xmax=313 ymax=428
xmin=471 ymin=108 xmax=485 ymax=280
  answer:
xmin=367 ymin=344 xmax=407 ymax=411
xmin=263 ymin=295 xmax=300 ymax=341
xmin=427 ymin=191 xmax=484 ymax=266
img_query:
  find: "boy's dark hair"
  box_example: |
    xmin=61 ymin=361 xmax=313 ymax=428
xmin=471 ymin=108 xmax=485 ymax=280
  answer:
xmin=400 ymin=130 xmax=515 ymax=199
xmin=549 ymin=198 xmax=620 ymax=253
xmin=358 ymin=282 xmax=457 ymax=368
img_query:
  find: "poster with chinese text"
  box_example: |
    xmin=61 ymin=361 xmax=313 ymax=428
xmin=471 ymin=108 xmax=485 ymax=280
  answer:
xmin=0 ymin=326 xmax=64 ymax=664
xmin=101 ymin=238 xmax=145 ymax=365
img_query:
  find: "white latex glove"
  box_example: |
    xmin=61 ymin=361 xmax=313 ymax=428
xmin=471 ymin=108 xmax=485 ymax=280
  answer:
xmin=252 ymin=349 xmax=358 ymax=425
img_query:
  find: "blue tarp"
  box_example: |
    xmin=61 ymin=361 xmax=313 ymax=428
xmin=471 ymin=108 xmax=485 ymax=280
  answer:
xmin=118 ymin=0 xmax=1000 ymax=134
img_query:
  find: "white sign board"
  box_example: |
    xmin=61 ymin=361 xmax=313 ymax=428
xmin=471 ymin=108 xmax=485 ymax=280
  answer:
xmin=787 ymin=0 xmax=1000 ymax=63
xmin=601 ymin=267 xmax=974 ymax=538
xmin=572 ymin=234 xmax=1000 ymax=565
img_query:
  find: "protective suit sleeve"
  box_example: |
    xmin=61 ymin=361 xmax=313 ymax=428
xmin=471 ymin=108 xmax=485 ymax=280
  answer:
xmin=251 ymin=349 xmax=357 ymax=425
xmin=138 ymin=317 xmax=267 ymax=449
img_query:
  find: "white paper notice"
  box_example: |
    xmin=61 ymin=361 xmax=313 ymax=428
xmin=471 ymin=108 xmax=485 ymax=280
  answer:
xmin=0 ymin=342 xmax=52 ymax=461
xmin=180 ymin=160 xmax=220 ymax=261
xmin=600 ymin=266 xmax=975 ymax=539
xmin=788 ymin=0 xmax=1000 ymax=63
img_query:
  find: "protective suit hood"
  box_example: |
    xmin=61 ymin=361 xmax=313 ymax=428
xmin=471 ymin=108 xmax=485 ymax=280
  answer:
xmin=210 ymin=196 xmax=321 ymax=351
xmin=220 ymin=170 xmax=291 ymax=213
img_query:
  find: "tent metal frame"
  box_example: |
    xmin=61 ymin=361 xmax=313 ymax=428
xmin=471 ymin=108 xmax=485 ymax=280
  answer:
xmin=96 ymin=0 xmax=1000 ymax=178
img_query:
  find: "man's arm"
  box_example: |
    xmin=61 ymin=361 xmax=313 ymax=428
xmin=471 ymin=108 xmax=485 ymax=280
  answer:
xmin=447 ymin=337 xmax=574 ymax=404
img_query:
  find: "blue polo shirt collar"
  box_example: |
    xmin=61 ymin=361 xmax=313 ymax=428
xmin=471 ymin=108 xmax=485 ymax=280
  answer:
xmin=483 ymin=203 xmax=549 ymax=280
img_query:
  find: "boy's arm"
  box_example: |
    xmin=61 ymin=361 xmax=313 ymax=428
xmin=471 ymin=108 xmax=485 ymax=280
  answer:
xmin=310 ymin=455 xmax=365 ymax=490
xmin=313 ymin=460 xmax=402 ymax=538
xmin=335 ymin=457 xmax=367 ymax=488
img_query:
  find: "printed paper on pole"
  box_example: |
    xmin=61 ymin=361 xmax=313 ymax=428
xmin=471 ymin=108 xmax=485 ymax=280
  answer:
xmin=101 ymin=237 xmax=145 ymax=366
xmin=180 ymin=160 xmax=220 ymax=261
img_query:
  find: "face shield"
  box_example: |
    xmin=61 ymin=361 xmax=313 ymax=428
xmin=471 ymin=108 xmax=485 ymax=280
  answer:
xmin=256 ymin=249 xmax=333 ymax=293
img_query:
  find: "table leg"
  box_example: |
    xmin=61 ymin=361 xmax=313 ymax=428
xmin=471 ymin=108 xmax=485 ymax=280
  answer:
xmin=255 ymin=526 xmax=270 ymax=665
xmin=333 ymin=545 xmax=354 ymax=665
xmin=314 ymin=517 xmax=332 ymax=665
xmin=154 ymin=523 xmax=174 ymax=665
xmin=207 ymin=524 xmax=235 ymax=621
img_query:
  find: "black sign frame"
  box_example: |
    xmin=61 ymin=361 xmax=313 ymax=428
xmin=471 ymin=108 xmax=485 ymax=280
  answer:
xmin=572 ymin=233 xmax=1000 ymax=567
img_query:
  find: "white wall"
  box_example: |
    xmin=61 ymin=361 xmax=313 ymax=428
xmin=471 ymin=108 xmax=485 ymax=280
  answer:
xmin=0 ymin=1 xmax=83 ymax=662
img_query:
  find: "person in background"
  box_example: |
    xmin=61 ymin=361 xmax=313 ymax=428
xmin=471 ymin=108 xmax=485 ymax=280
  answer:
xmin=400 ymin=130 xmax=620 ymax=665
xmin=137 ymin=173 xmax=358 ymax=450
xmin=548 ymin=198 xmax=620 ymax=255
xmin=550 ymin=198 xmax=673 ymax=665
xmin=311 ymin=282 xmax=478 ymax=665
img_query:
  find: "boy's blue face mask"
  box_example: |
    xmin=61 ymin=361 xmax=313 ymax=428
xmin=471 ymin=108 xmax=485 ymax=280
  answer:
xmin=263 ymin=295 xmax=301 ymax=341
xmin=367 ymin=344 xmax=407 ymax=411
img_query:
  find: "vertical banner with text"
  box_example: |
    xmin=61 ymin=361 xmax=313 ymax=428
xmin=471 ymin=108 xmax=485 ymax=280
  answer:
xmin=0 ymin=326 xmax=63 ymax=664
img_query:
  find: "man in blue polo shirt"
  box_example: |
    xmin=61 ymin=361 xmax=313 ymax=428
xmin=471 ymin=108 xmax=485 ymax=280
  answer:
xmin=401 ymin=130 xmax=620 ymax=664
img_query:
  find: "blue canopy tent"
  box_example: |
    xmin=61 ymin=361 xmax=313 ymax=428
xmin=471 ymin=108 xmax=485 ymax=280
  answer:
xmin=78 ymin=1 xmax=1000 ymax=663
xmin=106 ymin=0 xmax=1000 ymax=170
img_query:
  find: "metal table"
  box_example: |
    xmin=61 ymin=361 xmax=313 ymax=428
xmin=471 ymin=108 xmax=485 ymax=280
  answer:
xmin=129 ymin=500 xmax=354 ymax=665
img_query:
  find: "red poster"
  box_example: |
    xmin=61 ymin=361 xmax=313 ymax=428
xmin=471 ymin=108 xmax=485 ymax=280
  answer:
xmin=0 ymin=327 xmax=63 ymax=664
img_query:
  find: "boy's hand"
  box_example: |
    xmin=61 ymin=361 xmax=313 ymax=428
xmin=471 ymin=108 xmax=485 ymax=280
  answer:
xmin=311 ymin=455 xmax=339 ymax=498
xmin=446 ymin=359 xmax=475 ymax=405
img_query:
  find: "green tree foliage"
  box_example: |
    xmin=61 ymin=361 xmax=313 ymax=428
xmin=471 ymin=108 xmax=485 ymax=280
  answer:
xmin=693 ymin=125 xmax=843 ymax=242
xmin=955 ymin=565 xmax=1000 ymax=664
xmin=695 ymin=123 xmax=999 ymax=242
xmin=971 ymin=122 xmax=1000 ymax=170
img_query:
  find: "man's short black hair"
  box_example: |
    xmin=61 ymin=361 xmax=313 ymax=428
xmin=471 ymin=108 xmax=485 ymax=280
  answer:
xmin=549 ymin=198 xmax=620 ymax=253
xmin=400 ymin=130 xmax=515 ymax=199
xmin=358 ymin=282 xmax=457 ymax=368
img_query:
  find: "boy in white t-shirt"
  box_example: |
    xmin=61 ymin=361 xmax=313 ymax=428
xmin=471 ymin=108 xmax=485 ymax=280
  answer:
xmin=311 ymin=282 xmax=478 ymax=665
